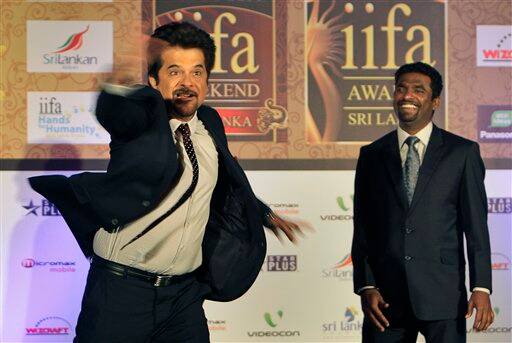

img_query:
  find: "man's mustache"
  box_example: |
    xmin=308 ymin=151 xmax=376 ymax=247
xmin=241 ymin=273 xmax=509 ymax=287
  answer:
xmin=173 ymin=88 xmax=198 ymax=98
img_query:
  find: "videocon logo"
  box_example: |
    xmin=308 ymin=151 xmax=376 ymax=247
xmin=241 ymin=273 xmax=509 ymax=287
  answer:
xmin=337 ymin=195 xmax=354 ymax=211
xmin=344 ymin=306 xmax=359 ymax=322
xmin=264 ymin=310 xmax=283 ymax=327
xmin=53 ymin=26 xmax=89 ymax=53
xmin=321 ymin=194 xmax=354 ymax=221
xmin=334 ymin=254 xmax=352 ymax=269
xmin=246 ymin=310 xmax=300 ymax=338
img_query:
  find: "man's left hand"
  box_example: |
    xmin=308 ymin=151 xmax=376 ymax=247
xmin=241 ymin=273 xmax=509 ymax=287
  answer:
xmin=266 ymin=212 xmax=311 ymax=243
xmin=466 ymin=291 xmax=494 ymax=331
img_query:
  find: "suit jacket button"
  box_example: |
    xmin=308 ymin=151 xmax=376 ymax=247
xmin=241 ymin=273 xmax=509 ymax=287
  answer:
xmin=405 ymin=228 xmax=414 ymax=234
xmin=404 ymin=255 xmax=412 ymax=261
xmin=111 ymin=218 xmax=119 ymax=225
xmin=142 ymin=200 xmax=150 ymax=207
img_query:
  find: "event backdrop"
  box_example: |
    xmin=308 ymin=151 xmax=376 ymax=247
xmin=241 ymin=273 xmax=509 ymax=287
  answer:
xmin=1 ymin=0 xmax=511 ymax=342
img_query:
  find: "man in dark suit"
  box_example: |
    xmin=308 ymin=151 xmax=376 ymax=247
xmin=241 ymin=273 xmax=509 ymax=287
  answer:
xmin=29 ymin=22 xmax=300 ymax=342
xmin=351 ymin=62 xmax=493 ymax=342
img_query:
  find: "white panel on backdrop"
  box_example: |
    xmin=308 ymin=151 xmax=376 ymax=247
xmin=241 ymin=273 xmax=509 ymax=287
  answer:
xmin=1 ymin=170 xmax=510 ymax=342
xmin=476 ymin=25 xmax=512 ymax=67
xmin=1 ymin=171 xmax=90 ymax=342
xmin=27 ymin=92 xmax=109 ymax=145
xmin=26 ymin=21 xmax=113 ymax=73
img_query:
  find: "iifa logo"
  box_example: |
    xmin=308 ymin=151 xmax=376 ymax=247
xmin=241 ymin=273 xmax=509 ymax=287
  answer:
xmin=322 ymin=253 xmax=353 ymax=280
xmin=322 ymin=306 xmax=363 ymax=334
xmin=320 ymin=195 xmax=354 ymax=221
xmin=246 ymin=310 xmax=300 ymax=338
xmin=26 ymin=316 xmax=72 ymax=336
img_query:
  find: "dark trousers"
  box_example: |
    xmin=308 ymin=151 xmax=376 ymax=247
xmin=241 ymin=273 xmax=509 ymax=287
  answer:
xmin=74 ymin=263 xmax=211 ymax=343
xmin=362 ymin=299 xmax=466 ymax=343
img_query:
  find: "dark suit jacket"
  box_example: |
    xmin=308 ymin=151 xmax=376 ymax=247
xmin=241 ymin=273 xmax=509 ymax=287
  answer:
xmin=28 ymin=86 xmax=270 ymax=302
xmin=351 ymin=125 xmax=492 ymax=321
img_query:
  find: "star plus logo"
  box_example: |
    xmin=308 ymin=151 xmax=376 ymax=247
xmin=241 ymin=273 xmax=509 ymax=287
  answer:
xmin=22 ymin=200 xmax=40 ymax=216
xmin=22 ymin=199 xmax=60 ymax=216
xmin=264 ymin=310 xmax=283 ymax=328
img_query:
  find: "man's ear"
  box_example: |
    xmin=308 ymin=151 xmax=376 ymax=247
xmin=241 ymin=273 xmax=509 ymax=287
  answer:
xmin=149 ymin=76 xmax=157 ymax=89
xmin=432 ymin=96 xmax=441 ymax=110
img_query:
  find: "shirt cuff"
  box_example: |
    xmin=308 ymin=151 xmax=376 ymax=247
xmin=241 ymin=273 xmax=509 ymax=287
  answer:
xmin=357 ymin=286 xmax=377 ymax=294
xmin=101 ymin=83 xmax=143 ymax=97
xmin=472 ymin=287 xmax=490 ymax=294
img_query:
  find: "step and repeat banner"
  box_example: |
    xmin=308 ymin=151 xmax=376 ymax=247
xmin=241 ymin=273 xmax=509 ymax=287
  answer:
xmin=1 ymin=1 xmax=511 ymax=342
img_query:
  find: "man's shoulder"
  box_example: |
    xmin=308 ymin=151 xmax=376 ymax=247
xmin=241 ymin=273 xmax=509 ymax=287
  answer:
xmin=361 ymin=129 xmax=397 ymax=154
xmin=437 ymin=126 xmax=477 ymax=148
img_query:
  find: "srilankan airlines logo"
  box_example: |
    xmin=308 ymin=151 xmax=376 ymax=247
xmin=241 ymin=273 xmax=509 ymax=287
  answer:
xmin=334 ymin=254 xmax=352 ymax=269
xmin=53 ymin=26 xmax=89 ymax=53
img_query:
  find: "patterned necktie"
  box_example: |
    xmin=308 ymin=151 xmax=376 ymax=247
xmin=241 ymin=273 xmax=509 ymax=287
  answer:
xmin=176 ymin=123 xmax=199 ymax=192
xmin=120 ymin=123 xmax=199 ymax=250
xmin=403 ymin=136 xmax=420 ymax=204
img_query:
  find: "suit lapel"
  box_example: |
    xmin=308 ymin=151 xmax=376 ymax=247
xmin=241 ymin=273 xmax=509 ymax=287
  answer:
xmin=408 ymin=125 xmax=446 ymax=215
xmin=381 ymin=131 xmax=408 ymax=210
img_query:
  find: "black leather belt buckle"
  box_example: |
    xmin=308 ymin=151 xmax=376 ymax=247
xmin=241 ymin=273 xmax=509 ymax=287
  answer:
xmin=152 ymin=275 xmax=174 ymax=287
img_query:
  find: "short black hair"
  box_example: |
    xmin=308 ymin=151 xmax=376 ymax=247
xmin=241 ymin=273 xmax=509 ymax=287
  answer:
xmin=394 ymin=62 xmax=443 ymax=99
xmin=147 ymin=22 xmax=216 ymax=82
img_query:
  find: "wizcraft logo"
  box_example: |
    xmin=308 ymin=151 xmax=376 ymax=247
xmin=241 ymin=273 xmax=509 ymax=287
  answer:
xmin=266 ymin=255 xmax=297 ymax=272
xmin=322 ymin=306 xmax=363 ymax=336
xmin=246 ymin=310 xmax=300 ymax=338
xmin=320 ymin=195 xmax=354 ymax=221
xmin=21 ymin=258 xmax=76 ymax=272
xmin=53 ymin=26 xmax=89 ymax=53
xmin=477 ymin=26 xmax=512 ymax=67
xmin=322 ymin=254 xmax=353 ymax=281
xmin=26 ymin=316 xmax=72 ymax=336
xmin=491 ymin=253 xmax=510 ymax=271
xmin=22 ymin=199 xmax=60 ymax=216
xmin=488 ymin=197 xmax=512 ymax=213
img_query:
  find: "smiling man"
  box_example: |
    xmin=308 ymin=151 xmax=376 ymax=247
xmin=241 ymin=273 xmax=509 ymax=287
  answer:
xmin=351 ymin=62 xmax=493 ymax=343
xmin=29 ymin=22 xmax=301 ymax=342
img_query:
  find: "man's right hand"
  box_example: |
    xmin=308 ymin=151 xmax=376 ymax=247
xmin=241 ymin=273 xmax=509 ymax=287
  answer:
xmin=360 ymin=288 xmax=390 ymax=332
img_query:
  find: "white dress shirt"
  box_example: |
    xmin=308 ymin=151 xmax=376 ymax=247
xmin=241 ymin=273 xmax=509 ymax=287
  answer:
xmin=93 ymin=109 xmax=219 ymax=276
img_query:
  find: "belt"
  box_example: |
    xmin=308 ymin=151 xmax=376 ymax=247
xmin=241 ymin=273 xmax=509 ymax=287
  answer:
xmin=91 ymin=255 xmax=193 ymax=287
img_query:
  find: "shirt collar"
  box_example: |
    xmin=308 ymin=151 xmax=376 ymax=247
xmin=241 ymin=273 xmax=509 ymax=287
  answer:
xmin=170 ymin=112 xmax=198 ymax=135
xmin=397 ymin=121 xmax=433 ymax=148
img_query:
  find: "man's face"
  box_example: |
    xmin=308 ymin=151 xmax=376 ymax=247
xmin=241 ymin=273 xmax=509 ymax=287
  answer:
xmin=149 ymin=46 xmax=208 ymax=121
xmin=393 ymin=72 xmax=440 ymax=131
